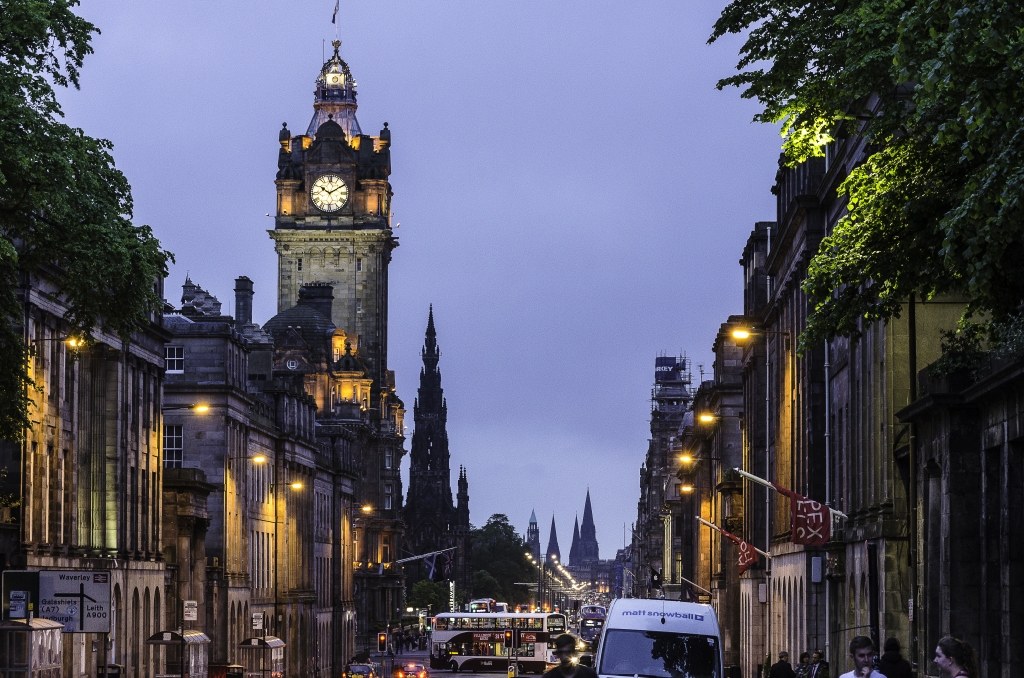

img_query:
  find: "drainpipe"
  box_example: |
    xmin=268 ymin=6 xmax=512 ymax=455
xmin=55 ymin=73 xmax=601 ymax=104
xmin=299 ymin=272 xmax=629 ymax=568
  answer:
xmin=824 ymin=340 xmax=831 ymax=665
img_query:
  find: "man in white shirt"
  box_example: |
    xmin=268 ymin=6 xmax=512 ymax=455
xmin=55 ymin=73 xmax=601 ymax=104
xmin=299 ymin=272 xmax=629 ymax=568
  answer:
xmin=840 ymin=637 xmax=884 ymax=678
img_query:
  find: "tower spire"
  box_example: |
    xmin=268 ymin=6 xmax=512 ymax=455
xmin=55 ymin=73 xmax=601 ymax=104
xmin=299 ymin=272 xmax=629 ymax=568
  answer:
xmin=546 ymin=516 xmax=561 ymax=564
xmin=579 ymin=488 xmax=600 ymax=562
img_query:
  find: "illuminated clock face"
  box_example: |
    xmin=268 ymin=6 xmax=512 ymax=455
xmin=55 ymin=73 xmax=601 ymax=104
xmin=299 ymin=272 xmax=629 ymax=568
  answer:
xmin=310 ymin=174 xmax=349 ymax=212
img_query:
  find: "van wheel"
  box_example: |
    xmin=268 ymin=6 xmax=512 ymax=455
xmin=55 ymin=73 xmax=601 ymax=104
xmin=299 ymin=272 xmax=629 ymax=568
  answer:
xmin=449 ymin=661 xmax=459 ymax=673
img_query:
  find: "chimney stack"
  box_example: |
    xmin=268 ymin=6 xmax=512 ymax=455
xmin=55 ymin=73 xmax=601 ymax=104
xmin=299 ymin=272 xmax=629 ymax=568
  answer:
xmin=234 ymin=276 xmax=254 ymax=325
xmin=297 ymin=283 xmax=334 ymax=321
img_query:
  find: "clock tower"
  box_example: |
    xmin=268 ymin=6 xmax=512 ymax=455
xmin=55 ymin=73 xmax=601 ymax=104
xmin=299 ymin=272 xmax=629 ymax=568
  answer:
xmin=271 ymin=40 xmax=396 ymax=385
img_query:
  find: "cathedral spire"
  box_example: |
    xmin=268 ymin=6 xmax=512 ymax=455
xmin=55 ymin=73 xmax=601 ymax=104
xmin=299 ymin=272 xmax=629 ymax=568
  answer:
xmin=578 ymin=488 xmax=600 ymax=562
xmin=569 ymin=515 xmax=581 ymax=566
xmin=546 ymin=516 xmax=561 ymax=564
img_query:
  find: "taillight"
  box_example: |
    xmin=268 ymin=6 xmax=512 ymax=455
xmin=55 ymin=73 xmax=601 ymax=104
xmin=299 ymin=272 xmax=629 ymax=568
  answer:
xmin=397 ymin=672 xmax=404 ymax=678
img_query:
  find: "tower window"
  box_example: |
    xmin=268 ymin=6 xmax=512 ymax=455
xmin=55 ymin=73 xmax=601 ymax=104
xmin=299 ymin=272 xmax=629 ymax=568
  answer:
xmin=385 ymin=449 xmax=393 ymax=469
xmin=165 ymin=346 xmax=184 ymax=373
xmin=356 ymin=258 xmax=362 ymax=272
xmin=356 ymin=299 xmax=362 ymax=313
xmin=384 ymin=483 xmax=393 ymax=510
xmin=164 ymin=425 xmax=183 ymax=468
xmin=297 ymin=258 xmax=303 ymax=271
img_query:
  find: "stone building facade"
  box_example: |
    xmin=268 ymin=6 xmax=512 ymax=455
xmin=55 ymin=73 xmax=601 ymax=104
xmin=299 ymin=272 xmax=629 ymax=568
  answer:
xmin=898 ymin=355 xmax=1024 ymax=677
xmin=632 ymin=356 xmax=691 ymax=598
xmin=161 ymin=277 xmax=360 ymax=678
xmin=681 ymin=320 xmax=746 ymax=674
xmin=0 ymin=274 xmax=168 ymax=678
xmin=266 ymin=39 xmax=407 ymax=649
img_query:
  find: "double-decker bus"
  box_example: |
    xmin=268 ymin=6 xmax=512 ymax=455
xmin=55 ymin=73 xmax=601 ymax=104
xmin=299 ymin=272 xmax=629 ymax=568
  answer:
xmin=429 ymin=612 xmax=568 ymax=673
xmin=578 ymin=605 xmax=606 ymax=645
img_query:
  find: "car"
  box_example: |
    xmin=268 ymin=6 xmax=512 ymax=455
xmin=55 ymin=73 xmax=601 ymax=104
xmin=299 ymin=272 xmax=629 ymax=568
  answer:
xmin=392 ymin=662 xmax=427 ymax=678
xmin=345 ymin=664 xmax=378 ymax=678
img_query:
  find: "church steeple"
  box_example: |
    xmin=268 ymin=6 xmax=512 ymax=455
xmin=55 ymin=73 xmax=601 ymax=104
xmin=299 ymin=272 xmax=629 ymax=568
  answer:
xmin=569 ymin=516 xmax=581 ymax=566
xmin=578 ymin=488 xmax=600 ymax=562
xmin=527 ymin=510 xmax=540 ymax=560
xmin=546 ymin=516 xmax=561 ymax=564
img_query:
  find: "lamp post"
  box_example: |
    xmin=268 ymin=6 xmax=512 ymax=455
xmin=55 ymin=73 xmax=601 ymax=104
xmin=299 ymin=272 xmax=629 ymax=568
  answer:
xmin=731 ymin=325 xmax=790 ymax=660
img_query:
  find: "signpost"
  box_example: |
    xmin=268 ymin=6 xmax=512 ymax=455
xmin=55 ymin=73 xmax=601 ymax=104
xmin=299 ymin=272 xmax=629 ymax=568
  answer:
xmin=183 ymin=601 xmax=198 ymax=622
xmin=38 ymin=571 xmax=111 ymax=633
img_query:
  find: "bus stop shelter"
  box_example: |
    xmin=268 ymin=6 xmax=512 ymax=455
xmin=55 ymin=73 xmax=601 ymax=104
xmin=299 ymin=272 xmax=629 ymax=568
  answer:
xmin=148 ymin=630 xmax=211 ymax=678
xmin=0 ymin=618 xmax=64 ymax=678
xmin=239 ymin=636 xmax=285 ymax=678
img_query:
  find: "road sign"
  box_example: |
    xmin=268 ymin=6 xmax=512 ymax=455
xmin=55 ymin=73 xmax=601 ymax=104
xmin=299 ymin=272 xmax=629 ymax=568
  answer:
xmin=38 ymin=571 xmax=111 ymax=633
xmin=252 ymin=612 xmax=264 ymax=630
xmin=183 ymin=600 xmax=198 ymax=621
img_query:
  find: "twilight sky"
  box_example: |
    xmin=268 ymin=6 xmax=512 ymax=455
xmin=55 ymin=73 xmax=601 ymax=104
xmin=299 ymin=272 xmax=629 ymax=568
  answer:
xmin=61 ymin=0 xmax=781 ymax=559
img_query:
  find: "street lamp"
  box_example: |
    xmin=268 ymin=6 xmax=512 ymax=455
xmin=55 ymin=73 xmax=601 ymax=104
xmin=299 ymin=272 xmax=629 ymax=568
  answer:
xmin=162 ymin=404 xmax=211 ymax=412
xmin=252 ymin=454 xmax=267 ymax=464
xmin=729 ymin=324 xmax=791 ymax=660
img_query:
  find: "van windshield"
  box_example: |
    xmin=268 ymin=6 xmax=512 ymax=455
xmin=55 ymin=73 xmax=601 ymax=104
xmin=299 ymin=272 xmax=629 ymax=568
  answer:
xmin=599 ymin=630 xmax=719 ymax=678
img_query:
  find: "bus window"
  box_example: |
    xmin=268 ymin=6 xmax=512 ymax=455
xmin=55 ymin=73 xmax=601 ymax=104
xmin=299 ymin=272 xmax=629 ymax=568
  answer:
xmin=434 ymin=618 xmax=448 ymax=631
xmin=547 ymin=614 xmax=567 ymax=634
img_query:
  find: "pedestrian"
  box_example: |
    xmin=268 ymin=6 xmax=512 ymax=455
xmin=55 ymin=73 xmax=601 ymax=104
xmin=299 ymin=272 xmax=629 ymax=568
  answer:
xmin=809 ymin=651 xmax=830 ymax=678
xmin=795 ymin=653 xmax=811 ymax=678
xmin=840 ymin=636 xmax=884 ymax=678
xmin=933 ymin=636 xmax=977 ymax=678
xmin=543 ymin=634 xmax=597 ymax=678
xmin=770 ymin=652 xmax=796 ymax=678
xmin=878 ymin=638 xmax=912 ymax=678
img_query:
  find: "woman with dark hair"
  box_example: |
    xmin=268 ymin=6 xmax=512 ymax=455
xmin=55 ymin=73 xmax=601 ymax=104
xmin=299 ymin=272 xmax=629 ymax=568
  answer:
xmin=934 ymin=636 xmax=978 ymax=678
xmin=795 ymin=653 xmax=812 ymax=678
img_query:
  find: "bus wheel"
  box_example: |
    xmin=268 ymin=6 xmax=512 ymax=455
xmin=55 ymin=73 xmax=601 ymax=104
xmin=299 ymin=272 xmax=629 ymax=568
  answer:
xmin=449 ymin=661 xmax=459 ymax=673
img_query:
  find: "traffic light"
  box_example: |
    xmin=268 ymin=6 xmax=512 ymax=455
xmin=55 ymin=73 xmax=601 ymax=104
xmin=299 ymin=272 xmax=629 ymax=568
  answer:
xmin=378 ymin=632 xmax=388 ymax=652
xmin=504 ymin=629 xmax=514 ymax=646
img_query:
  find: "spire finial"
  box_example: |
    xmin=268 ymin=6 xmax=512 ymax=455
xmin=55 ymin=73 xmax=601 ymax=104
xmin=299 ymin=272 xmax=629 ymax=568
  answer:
xmin=332 ymin=39 xmax=341 ymax=55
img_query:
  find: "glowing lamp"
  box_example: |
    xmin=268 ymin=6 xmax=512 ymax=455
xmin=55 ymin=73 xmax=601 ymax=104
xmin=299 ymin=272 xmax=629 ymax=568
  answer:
xmin=732 ymin=329 xmax=751 ymax=340
xmin=698 ymin=413 xmax=715 ymax=423
xmin=252 ymin=455 xmax=267 ymax=464
xmin=194 ymin=404 xmax=210 ymax=413
xmin=290 ymin=481 xmax=303 ymax=490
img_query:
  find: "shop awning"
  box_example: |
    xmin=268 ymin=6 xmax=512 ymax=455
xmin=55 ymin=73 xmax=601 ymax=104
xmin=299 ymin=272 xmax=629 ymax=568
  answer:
xmin=239 ymin=636 xmax=285 ymax=649
xmin=147 ymin=630 xmax=211 ymax=645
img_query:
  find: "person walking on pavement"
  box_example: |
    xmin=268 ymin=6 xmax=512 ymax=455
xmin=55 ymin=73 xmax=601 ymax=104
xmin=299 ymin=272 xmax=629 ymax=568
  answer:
xmin=795 ymin=653 xmax=812 ymax=678
xmin=809 ymin=651 xmax=830 ymax=678
xmin=770 ymin=652 xmax=796 ymax=678
xmin=933 ymin=636 xmax=977 ymax=678
xmin=840 ymin=637 xmax=884 ymax=678
xmin=878 ymin=639 xmax=912 ymax=678
xmin=543 ymin=634 xmax=597 ymax=678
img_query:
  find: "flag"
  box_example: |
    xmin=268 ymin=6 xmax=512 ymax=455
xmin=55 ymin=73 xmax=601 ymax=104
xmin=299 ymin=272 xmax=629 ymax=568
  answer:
xmin=707 ymin=521 xmax=760 ymax=574
xmin=771 ymin=483 xmax=831 ymax=546
xmin=736 ymin=540 xmax=760 ymax=574
xmin=331 ymin=0 xmax=339 ymax=24
xmin=424 ymin=554 xmax=437 ymax=580
xmin=442 ymin=552 xmax=454 ymax=577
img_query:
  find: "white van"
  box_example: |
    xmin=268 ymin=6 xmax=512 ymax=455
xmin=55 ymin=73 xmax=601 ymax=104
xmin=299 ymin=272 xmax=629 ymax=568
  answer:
xmin=593 ymin=599 xmax=723 ymax=678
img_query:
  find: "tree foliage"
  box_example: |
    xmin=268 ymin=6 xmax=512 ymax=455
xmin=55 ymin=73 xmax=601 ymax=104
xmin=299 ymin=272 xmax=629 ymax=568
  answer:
xmin=711 ymin=0 xmax=1024 ymax=346
xmin=407 ymin=580 xmax=446 ymax=612
xmin=470 ymin=514 xmax=535 ymax=605
xmin=0 ymin=0 xmax=172 ymax=438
